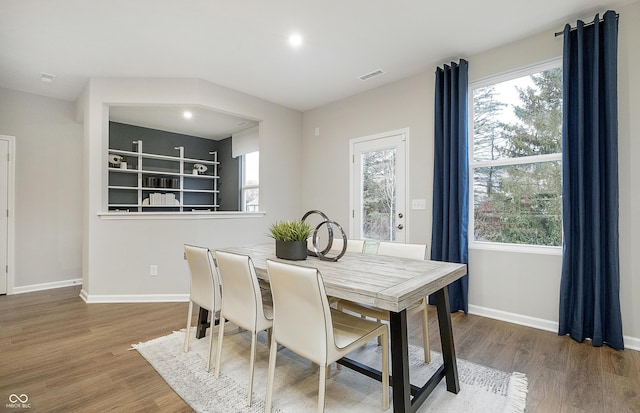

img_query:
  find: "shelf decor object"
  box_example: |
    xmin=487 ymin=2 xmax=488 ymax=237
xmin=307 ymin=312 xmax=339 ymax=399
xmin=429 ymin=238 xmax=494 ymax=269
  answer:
xmin=107 ymin=140 xmax=219 ymax=213
xmin=108 ymin=154 xmax=122 ymax=166
xmin=192 ymin=163 xmax=208 ymax=175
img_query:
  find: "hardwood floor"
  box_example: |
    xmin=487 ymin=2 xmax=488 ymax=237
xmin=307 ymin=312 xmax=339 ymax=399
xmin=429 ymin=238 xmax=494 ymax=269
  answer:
xmin=1 ymin=286 xmax=639 ymax=412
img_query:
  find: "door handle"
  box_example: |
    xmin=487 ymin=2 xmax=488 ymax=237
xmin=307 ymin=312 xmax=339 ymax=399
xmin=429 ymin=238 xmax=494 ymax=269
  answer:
xmin=397 ymin=224 xmax=404 ymax=230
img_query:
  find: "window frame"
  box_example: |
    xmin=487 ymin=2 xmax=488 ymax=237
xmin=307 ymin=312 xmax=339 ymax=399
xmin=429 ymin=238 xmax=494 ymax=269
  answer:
xmin=468 ymin=57 xmax=563 ymax=255
xmin=240 ymin=151 xmax=259 ymax=212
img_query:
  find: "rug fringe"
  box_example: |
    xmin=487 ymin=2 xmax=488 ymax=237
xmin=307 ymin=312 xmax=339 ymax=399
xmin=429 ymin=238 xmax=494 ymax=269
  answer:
xmin=131 ymin=329 xmax=186 ymax=350
xmin=503 ymin=372 xmax=528 ymax=413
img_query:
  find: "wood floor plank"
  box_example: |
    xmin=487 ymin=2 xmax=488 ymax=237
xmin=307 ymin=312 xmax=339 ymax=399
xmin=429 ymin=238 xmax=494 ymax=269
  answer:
xmin=1 ymin=286 xmax=639 ymax=413
xmin=525 ymin=365 xmax=565 ymax=413
xmin=408 ymin=306 xmax=638 ymax=413
xmin=602 ymin=371 xmax=640 ymax=413
xmin=558 ymin=336 xmax=604 ymax=412
xmin=1 ymin=287 xmax=190 ymax=412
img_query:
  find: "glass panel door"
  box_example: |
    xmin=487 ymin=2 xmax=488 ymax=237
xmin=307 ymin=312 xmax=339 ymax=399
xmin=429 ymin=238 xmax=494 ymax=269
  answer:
xmin=351 ymin=132 xmax=406 ymax=243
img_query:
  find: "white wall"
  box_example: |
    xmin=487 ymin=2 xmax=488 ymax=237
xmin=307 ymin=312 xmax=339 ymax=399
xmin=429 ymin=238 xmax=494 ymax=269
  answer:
xmin=302 ymin=73 xmax=433 ymax=245
xmin=617 ymin=1 xmax=640 ymax=348
xmin=301 ymin=2 xmax=640 ymax=347
xmin=467 ymin=3 xmax=639 ymax=347
xmin=78 ymin=78 xmax=303 ymax=300
xmin=465 ymin=31 xmax=565 ymax=327
xmin=3 ymin=5 xmax=637 ymax=347
xmin=0 ymin=88 xmax=83 ymax=289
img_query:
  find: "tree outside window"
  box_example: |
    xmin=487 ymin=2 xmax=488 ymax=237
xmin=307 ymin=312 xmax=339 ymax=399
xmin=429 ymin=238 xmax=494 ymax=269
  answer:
xmin=362 ymin=148 xmax=396 ymax=241
xmin=471 ymin=63 xmax=562 ymax=247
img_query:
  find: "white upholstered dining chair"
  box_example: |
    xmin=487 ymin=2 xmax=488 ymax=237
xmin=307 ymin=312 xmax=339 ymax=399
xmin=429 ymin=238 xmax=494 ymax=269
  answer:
xmin=183 ymin=244 xmax=222 ymax=372
xmin=337 ymin=241 xmax=431 ymax=363
xmin=265 ymin=259 xmax=389 ymax=412
xmin=376 ymin=241 xmax=426 ymax=259
xmin=214 ymin=250 xmax=273 ymax=407
xmin=308 ymin=237 xmax=366 ymax=255
xmin=330 ymin=237 xmax=365 ymax=253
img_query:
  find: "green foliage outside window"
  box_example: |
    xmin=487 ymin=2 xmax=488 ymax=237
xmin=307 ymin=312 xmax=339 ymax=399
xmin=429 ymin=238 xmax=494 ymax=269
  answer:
xmin=472 ymin=67 xmax=563 ymax=247
xmin=362 ymin=149 xmax=396 ymax=241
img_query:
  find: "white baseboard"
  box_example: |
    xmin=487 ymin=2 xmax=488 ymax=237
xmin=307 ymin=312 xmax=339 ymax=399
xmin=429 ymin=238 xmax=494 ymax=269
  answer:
xmin=12 ymin=278 xmax=83 ymax=294
xmin=79 ymin=290 xmax=189 ymax=304
xmin=12 ymin=283 xmax=639 ymax=351
xmin=625 ymin=336 xmax=640 ymax=351
xmin=469 ymin=304 xmax=640 ymax=351
xmin=468 ymin=304 xmax=559 ymax=333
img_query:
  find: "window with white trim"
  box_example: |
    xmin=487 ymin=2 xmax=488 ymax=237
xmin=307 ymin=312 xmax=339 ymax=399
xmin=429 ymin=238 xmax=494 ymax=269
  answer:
xmin=241 ymin=151 xmax=259 ymax=212
xmin=470 ymin=60 xmax=562 ymax=248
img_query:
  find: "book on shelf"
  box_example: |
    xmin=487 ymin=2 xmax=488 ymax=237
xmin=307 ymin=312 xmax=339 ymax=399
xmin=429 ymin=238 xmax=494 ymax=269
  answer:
xmin=147 ymin=192 xmax=179 ymax=206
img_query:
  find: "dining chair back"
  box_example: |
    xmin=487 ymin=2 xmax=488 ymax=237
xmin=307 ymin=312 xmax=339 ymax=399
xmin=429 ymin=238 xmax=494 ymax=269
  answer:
xmin=268 ymin=261 xmax=331 ymax=363
xmin=265 ymin=259 xmax=389 ymax=412
xmin=331 ymin=238 xmax=365 ymax=253
xmin=183 ymin=244 xmax=222 ymax=371
xmin=376 ymin=241 xmax=426 ymax=259
xmin=309 ymin=237 xmax=365 ymax=255
xmin=214 ymin=250 xmax=273 ymax=406
xmin=337 ymin=241 xmax=431 ymax=363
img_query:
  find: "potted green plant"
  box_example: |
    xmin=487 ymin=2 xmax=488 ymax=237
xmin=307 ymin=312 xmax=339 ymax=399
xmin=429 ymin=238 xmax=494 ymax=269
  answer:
xmin=269 ymin=220 xmax=312 ymax=260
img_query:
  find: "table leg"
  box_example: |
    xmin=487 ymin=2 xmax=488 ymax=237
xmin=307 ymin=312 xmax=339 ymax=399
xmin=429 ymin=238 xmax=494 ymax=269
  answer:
xmin=389 ymin=309 xmax=410 ymax=412
xmin=434 ymin=287 xmax=460 ymax=393
xmin=196 ymin=307 xmax=210 ymax=339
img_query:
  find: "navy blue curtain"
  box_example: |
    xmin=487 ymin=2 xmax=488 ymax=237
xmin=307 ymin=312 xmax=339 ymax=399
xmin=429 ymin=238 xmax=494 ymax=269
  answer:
xmin=559 ymin=10 xmax=623 ymax=349
xmin=430 ymin=60 xmax=469 ymax=313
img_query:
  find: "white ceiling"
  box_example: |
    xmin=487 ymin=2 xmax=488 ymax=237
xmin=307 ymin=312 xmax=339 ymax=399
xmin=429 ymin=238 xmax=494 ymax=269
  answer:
xmin=109 ymin=105 xmax=258 ymax=140
xmin=0 ymin=0 xmax=626 ymax=136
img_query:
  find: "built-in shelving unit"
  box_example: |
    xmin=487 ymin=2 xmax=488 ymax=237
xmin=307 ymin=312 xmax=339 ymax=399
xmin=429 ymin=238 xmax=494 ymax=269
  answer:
xmin=108 ymin=140 xmax=219 ymax=212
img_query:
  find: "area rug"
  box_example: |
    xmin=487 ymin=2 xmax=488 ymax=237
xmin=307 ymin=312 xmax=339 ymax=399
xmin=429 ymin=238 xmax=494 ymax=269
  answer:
xmin=133 ymin=327 xmax=527 ymax=413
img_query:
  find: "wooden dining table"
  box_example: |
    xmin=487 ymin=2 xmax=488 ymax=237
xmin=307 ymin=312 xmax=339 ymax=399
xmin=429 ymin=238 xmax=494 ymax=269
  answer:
xmin=199 ymin=243 xmax=467 ymax=413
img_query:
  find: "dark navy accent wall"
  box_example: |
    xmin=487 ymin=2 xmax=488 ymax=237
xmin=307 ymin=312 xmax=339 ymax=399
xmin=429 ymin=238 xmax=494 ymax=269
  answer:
xmin=215 ymin=136 xmax=240 ymax=211
xmin=109 ymin=122 xmax=239 ymax=211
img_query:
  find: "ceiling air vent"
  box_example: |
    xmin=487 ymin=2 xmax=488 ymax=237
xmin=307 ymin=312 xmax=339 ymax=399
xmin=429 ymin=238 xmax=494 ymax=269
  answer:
xmin=359 ymin=69 xmax=385 ymax=81
xmin=40 ymin=72 xmax=56 ymax=83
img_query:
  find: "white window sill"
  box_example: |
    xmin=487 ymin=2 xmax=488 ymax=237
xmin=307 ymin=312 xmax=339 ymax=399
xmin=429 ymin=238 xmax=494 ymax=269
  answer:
xmin=469 ymin=241 xmax=562 ymax=255
xmin=97 ymin=211 xmax=266 ymax=220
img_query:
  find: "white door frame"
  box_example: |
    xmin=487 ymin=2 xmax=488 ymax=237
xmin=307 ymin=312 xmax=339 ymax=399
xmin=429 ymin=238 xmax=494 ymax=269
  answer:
xmin=0 ymin=135 xmax=15 ymax=294
xmin=349 ymin=128 xmax=410 ymax=241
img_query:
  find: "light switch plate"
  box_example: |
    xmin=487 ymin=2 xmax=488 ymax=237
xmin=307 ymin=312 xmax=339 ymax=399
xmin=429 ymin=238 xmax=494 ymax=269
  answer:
xmin=412 ymin=199 xmax=426 ymax=210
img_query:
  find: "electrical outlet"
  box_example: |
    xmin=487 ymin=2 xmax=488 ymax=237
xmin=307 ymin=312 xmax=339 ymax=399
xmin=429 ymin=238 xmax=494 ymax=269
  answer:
xmin=150 ymin=265 xmax=158 ymax=276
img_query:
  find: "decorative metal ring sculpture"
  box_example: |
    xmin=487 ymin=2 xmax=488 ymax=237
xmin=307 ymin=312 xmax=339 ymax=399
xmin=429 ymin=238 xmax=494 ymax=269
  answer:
xmin=312 ymin=220 xmax=347 ymax=262
xmin=301 ymin=210 xmax=348 ymax=261
xmin=301 ymin=210 xmax=333 ymax=256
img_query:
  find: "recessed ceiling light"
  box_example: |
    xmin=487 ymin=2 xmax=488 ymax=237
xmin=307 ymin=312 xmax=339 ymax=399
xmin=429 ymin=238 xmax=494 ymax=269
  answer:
xmin=183 ymin=111 xmax=193 ymax=119
xmin=288 ymin=33 xmax=303 ymax=48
